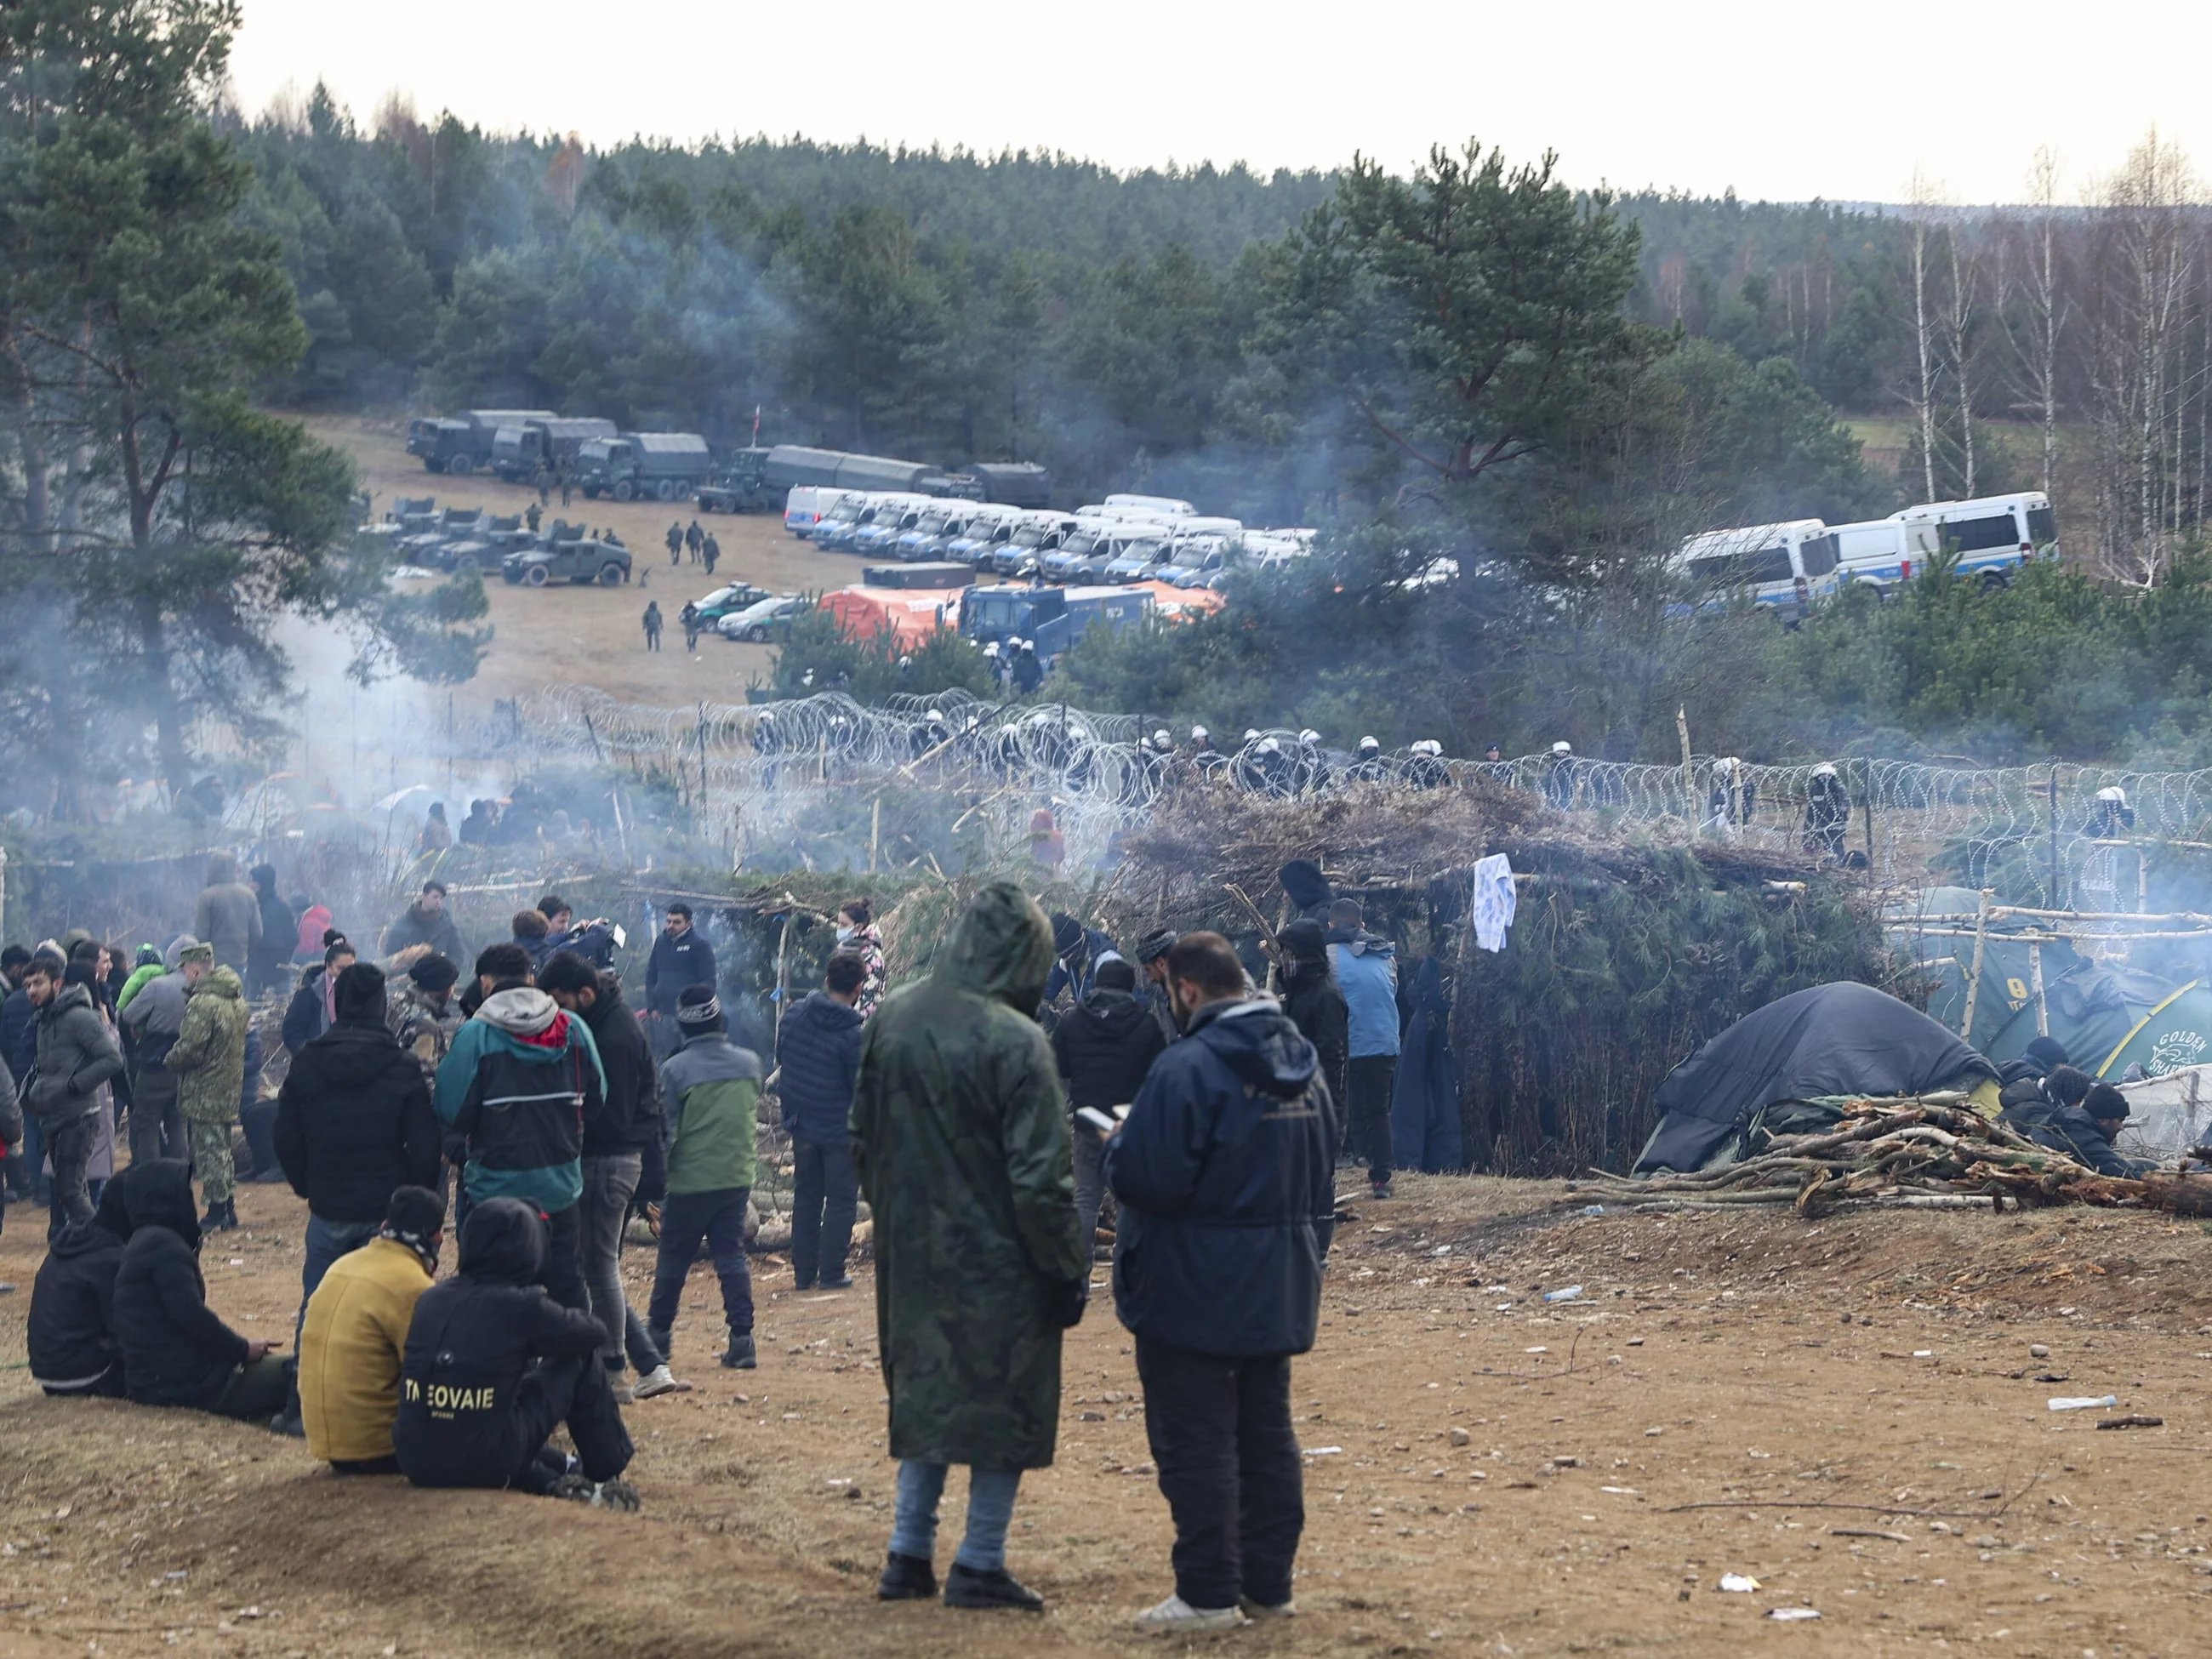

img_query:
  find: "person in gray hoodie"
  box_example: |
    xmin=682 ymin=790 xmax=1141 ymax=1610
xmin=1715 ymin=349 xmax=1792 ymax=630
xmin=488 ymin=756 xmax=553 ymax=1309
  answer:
xmin=192 ymin=852 xmax=263 ymax=976
xmin=118 ymin=937 xmax=204 ymax=1165
xmin=24 ymin=953 xmax=123 ymax=1234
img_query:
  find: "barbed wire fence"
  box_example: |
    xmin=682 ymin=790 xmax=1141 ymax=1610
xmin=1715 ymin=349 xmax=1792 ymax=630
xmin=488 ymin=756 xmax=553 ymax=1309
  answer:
xmin=449 ymin=687 xmax=2212 ymax=905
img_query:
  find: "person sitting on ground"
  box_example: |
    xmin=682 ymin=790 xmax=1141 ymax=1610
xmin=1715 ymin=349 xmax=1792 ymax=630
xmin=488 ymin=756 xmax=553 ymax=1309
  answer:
xmin=299 ymin=1185 xmax=447 ymax=1474
xmin=778 ymin=951 xmax=868 ymax=1291
xmin=646 ymin=985 xmax=763 ymax=1371
xmin=394 ymin=1197 xmax=637 ymax=1508
xmin=2002 ymin=1073 xmax=2153 ymax=1177
xmin=1998 ymin=1059 xmax=2095 ymax=1120
xmin=111 ymin=1159 xmax=293 ymax=1419
xmin=283 ymin=933 xmax=356 ymax=1056
xmin=1051 ymin=956 xmax=1166 ymax=1261
xmin=28 ymin=1158 xmax=162 ymax=1397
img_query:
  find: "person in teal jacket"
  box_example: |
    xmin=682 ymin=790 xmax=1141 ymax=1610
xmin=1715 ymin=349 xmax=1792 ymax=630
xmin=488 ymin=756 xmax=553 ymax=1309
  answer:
xmin=433 ymin=944 xmax=605 ymax=1314
xmin=644 ymin=984 xmax=761 ymax=1371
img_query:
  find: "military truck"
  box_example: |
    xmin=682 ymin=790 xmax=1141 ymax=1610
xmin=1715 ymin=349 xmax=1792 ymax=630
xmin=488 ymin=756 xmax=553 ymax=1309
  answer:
xmin=574 ymin=432 xmax=713 ymax=502
xmin=405 ymin=409 xmax=556 ymax=475
xmin=963 ymin=462 xmax=1053 ymax=508
xmin=696 ymin=448 xmax=775 ymax=513
xmin=490 ymin=418 xmax=618 ymax=482
xmin=500 ymin=536 xmax=633 ymax=587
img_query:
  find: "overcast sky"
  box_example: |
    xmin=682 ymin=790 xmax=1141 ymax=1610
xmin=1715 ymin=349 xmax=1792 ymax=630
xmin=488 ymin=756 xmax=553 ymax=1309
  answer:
xmin=227 ymin=0 xmax=2209 ymax=205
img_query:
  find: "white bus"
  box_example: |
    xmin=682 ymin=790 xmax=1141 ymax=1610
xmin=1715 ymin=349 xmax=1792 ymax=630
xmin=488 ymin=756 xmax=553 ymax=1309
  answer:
xmin=1888 ymin=491 xmax=2060 ymax=585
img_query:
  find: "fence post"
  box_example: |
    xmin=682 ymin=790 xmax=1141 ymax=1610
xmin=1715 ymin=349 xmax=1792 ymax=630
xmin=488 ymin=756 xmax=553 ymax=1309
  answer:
xmin=2047 ymin=761 xmax=2061 ymax=908
xmin=1960 ymin=887 xmax=1992 ymax=1041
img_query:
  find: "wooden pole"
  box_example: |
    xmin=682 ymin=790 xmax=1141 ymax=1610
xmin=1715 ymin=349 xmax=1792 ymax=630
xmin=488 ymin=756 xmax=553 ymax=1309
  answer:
xmin=1960 ymin=887 xmax=1992 ymax=1041
xmin=2029 ymin=942 xmax=2049 ymax=1036
xmin=2047 ymin=761 xmax=2061 ymax=906
xmin=1676 ymin=706 xmax=1694 ymax=821
xmin=869 ymin=795 xmax=881 ymax=874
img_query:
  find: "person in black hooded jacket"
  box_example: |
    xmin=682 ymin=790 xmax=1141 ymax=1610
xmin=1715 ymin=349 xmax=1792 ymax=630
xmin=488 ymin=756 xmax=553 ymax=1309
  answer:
xmin=1103 ymin=932 xmax=1339 ymax=1629
xmin=1052 ymin=958 xmax=1166 ymax=1260
xmin=1274 ymin=920 xmax=1348 ymax=1120
xmin=111 ymin=1159 xmax=292 ymax=1417
xmin=274 ymin=961 xmax=443 ymax=1434
xmin=395 ymin=1197 xmax=636 ymax=1502
xmin=29 ymin=1158 xmax=162 ymax=1395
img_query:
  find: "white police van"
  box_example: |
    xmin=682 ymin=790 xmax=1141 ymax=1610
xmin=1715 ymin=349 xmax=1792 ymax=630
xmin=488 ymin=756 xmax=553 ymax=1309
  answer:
xmin=1820 ymin=518 xmax=1940 ymax=597
xmin=1672 ymin=519 xmax=1842 ymax=620
xmin=1888 ymin=491 xmax=2060 ymax=586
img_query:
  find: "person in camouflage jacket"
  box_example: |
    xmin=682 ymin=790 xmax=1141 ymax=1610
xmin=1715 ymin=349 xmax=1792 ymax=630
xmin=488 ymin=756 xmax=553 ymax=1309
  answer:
xmin=849 ymin=881 xmax=1089 ymax=1613
xmin=164 ymin=956 xmax=249 ymax=1228
xmin=385 ymin=955 xmax=463 ymax=1088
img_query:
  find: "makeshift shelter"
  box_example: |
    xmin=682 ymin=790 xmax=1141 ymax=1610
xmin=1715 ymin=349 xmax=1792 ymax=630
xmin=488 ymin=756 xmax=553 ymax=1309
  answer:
xmin=1890 ymin=886 xmax=2212 ymax=1080
xmin=1633 ymin=982 xmax=2000 ymax=1173
xmin=2116 ymin=1063 xmax=2212 ymax=1160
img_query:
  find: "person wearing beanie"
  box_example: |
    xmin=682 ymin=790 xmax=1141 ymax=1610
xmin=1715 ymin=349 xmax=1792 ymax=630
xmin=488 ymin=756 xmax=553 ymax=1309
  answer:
xmin=1135 ymin=929 xmax=1181 ymax=1046
xmin=434 ymin=954 xmax=607 ymax=1314
xmin=299 ymin=1185 xmax=447 ymax=1473
xmin=191 ymin=852 xmax=262 ymax=977
xmin=777 ymin=951 xmax=869 ymax=1291
xmin=388 ymin=953 xmax=465 ymax=1088
xmin=282 ymin=933 xmax=357 ymax=1058
xmin=1050 ymin=956 xmax=1167 ymax=1262
xmin=1998 ymin=1068 xmax=2152 ymax=1177
xmin=272 ymin=961 xmax=442 ymax=1435
xmin=117 ymin=938 xmax=209 ymax=1166
xmin=162 ymin=947 xmax=249 ymax=1231
xmin=851 ymin=882 xmax=1088 ymax=1614
xmin=1043 ymin=912 xmax=1122 ymax=1010
xmin=646 ymin=983 xmax=764 ymax=1371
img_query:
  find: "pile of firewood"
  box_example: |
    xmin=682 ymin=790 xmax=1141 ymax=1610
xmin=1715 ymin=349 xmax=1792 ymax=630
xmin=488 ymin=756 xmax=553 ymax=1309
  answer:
xmin=1571 ymin=1094 xmax=2212 ymax=1217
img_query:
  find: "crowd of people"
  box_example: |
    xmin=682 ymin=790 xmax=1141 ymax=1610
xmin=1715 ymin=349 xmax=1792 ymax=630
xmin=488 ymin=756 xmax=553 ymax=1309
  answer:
xmin=1 ymin=851 xmax=1388 ymax=1630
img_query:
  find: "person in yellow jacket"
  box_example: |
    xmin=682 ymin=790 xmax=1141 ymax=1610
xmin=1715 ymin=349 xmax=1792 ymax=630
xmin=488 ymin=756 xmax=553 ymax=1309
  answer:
xmin=299 ymin=1186 xmax=446 ymax=1474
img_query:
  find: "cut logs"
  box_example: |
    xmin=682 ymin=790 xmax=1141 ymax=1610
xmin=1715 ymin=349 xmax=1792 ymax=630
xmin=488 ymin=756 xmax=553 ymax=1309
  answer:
xmin=1571 ymin=1097 xmax=2212 ymax=1218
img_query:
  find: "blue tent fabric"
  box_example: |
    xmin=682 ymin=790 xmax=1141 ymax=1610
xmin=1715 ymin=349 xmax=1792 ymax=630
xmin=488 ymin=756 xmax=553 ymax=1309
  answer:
xmin=1633 ymin=982 xmax=1998 ymax=1173
xmin=1391 ymin=957 xmax=1462 ymax=1172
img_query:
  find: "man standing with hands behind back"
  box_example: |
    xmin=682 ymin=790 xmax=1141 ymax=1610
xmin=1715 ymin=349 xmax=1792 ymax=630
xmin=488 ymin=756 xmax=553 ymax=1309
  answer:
xmin=646 ymin=904 xmax=716 ymax=1061
xmin=1104 ymin=931 xmax=1340 ymax=1633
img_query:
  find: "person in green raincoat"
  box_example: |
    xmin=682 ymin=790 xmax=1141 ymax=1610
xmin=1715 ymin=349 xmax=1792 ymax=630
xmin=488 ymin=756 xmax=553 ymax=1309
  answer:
xmin=850 ymin=881 xmax=1089 ymax=1615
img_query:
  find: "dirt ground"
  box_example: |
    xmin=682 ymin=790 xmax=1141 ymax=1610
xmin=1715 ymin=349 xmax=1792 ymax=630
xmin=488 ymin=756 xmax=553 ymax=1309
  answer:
xmin=302 ymin=413 xmax=858 ymax=713
xmin=1 ymin=1175 xmax=2209 ymax=1658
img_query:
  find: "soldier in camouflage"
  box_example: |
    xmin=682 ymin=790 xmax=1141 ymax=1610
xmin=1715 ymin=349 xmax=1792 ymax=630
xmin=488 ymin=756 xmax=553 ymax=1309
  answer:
xmin=386 ymin=954 xmax=464 ymax=1087
xmin=163 ymin=948 xmax=250 ymax=1230
xmin=850 ymin=881 xmax=1090 ymax=1614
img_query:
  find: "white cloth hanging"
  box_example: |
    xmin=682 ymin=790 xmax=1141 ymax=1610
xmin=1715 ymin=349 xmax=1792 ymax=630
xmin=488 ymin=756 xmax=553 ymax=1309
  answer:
xmin=1472 ymin=853 xmax=1518 ymax=952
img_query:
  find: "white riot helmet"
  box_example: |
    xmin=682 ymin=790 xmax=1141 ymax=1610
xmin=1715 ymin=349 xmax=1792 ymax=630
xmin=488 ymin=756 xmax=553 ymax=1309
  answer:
xmin=2097 ymin=785 xmax=2129 ymax=807
xmin=1810 ymin=761 xmax=1837 ymax=779
xmin=1551 ymin=740 xmax=1573 ymax=757
xmin=1297 ymin=728 xmax=1320 ymax=745
xmin=1152 ymin=728 xmax=1172 ymax=750
xmin=1257 ymin=738 xmax=1281 ymax=755
xmin=1190 ymin=725 xmax=1209 ymax=743
xmin=1242 ymin=729 xmax=1261 ymax=743
xmin=1358 ymin=735 xmax=1380 ymax=755
xmin=1414 ymin=739 xmax=1445 ymax=756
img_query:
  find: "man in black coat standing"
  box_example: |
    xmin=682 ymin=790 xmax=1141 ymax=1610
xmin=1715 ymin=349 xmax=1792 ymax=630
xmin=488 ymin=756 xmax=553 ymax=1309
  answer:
xmin=1104 ymin=932 xmax=1339 ymax=1634
xmin=775 ymin=951 xmax=868 ymax=1291
xmin=1274 ymin=921 xmax=1348 ymax=1122
xmin=645 ymin=904 xmax=717 ymax=1060
xmin=538 ymin=950 xmax=687 ymax=1400
xmin=272 ymin=962 xmax=442 ymax=1434
xmin=1051 ymin=957 xmax=1166 ymax=1260
xmin=395 ymin=1198 xmax=637 ymax=1506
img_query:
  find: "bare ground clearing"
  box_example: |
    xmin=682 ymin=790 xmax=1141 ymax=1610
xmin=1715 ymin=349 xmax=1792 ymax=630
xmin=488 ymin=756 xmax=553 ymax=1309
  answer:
xmin=0 ymin=1174 xmax=2208 ymax=1656
xmin=302 ymin=413 xmax=861 ymax=715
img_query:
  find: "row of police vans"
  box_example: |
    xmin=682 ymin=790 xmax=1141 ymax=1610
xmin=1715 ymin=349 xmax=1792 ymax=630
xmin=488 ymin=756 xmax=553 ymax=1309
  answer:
xmin=1677 ymin=492 xmax=2061 ymax=618
xmin=782 ymin=486 xmax=1313 ymax=590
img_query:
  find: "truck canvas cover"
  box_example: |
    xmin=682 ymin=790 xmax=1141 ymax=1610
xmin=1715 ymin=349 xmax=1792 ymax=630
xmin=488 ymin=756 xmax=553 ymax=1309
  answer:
xmin=862 ymin=562 xmax=975 ymax=590
xmin=1633 ymin=982 xmax=1998 ymax=1172
xmin=630 ymin=432 xmax=710 ymax=459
